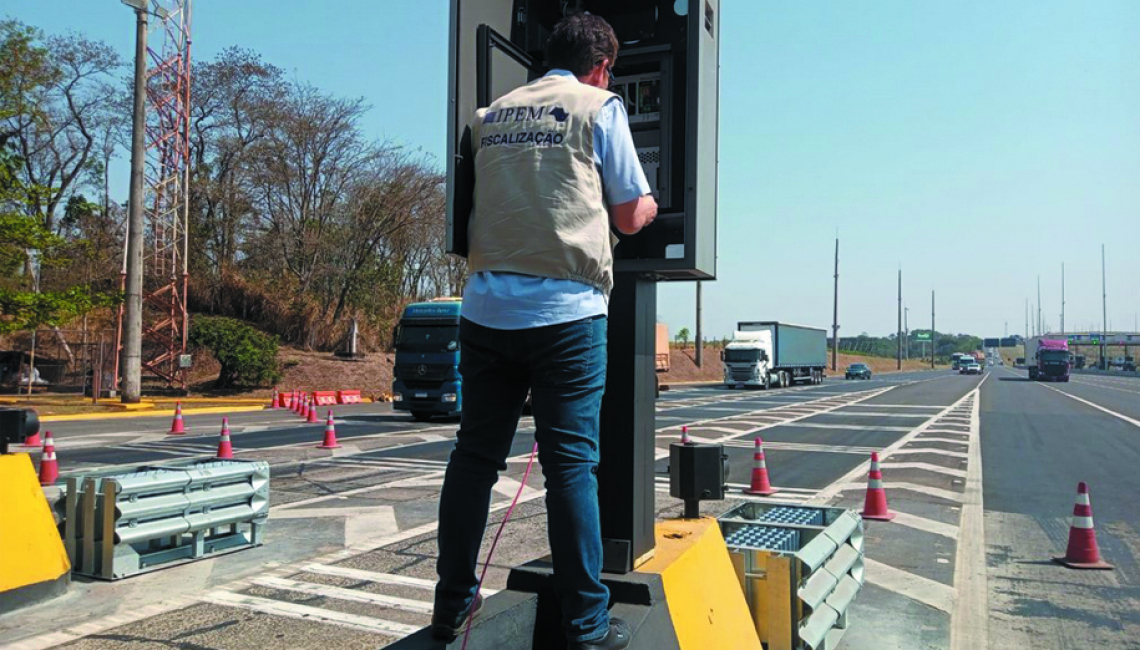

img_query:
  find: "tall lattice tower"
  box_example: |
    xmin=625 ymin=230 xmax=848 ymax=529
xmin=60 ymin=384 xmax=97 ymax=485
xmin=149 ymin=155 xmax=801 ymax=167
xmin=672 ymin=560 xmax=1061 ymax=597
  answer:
xmin=116 ymin=0 xmax=193 ymax=391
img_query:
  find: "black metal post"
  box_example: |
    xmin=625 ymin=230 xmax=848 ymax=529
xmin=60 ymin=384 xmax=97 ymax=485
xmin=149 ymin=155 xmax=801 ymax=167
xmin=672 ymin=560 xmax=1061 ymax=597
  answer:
xmin=598 ymin=273 xmax=658 ymax=574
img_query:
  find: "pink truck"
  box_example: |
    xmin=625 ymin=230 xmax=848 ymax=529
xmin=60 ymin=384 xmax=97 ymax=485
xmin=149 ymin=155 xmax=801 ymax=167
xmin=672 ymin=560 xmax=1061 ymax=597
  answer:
xmin=1028 ymin=338 xmax=1070 ymax=382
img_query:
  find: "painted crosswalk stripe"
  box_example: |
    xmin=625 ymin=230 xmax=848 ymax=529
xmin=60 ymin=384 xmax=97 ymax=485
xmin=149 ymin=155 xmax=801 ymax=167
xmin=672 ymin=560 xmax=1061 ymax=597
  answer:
xmin=252 ymin=576 xmax=434 ymax=614
xmin=300 ymin=563 xmax=500 ymax=596
xmin=201 ymin=590 xmax=421 ymax=636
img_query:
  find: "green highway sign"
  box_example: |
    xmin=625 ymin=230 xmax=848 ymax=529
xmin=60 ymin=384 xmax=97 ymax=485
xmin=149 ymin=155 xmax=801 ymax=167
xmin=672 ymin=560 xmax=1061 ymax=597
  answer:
xmin=915 ymin=332 xmax=932 ymax=341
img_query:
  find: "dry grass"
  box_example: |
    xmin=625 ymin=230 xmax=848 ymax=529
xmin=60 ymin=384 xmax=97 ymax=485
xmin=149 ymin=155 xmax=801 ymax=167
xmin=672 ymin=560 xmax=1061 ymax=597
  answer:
xmin=660 ymin=347 xmax=945 ymax=383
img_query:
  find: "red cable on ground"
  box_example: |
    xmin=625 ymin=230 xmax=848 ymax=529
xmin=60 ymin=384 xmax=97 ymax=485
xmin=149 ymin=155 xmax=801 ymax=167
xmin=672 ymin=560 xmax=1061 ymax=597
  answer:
xmin=461 ymin=440 xmax=540 ymax=650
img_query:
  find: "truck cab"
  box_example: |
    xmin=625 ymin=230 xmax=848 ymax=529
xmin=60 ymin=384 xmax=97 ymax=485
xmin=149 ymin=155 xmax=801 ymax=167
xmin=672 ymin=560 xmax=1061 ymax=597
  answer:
xmin=722 ymin=331 xmax=775 ymax=389
xmin=391 ymin=299 xmax=463 ymax=421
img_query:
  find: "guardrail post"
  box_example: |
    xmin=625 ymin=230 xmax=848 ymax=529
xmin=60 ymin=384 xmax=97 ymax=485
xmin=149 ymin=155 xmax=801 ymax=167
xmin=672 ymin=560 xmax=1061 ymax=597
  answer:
xmin=63 ymin=477 xmax=78 ymax=566
xmin=99 ymin=480 xmax=117 ymax=579
xmin=81 ymin=477 xmax=98 ymax=576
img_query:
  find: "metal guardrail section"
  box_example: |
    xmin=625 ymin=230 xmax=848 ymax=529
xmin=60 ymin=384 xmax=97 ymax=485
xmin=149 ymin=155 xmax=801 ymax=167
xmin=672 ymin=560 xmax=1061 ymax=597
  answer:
xmin=62 ymin=459 xmax=269 ymax=580
xmin=719 ymin=503 xmax=864 ymax=650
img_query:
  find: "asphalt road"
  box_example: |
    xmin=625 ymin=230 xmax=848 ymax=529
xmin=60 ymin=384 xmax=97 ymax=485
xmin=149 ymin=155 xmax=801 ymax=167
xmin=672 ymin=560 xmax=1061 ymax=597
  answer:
xmin=3 ymin=365 xmax=1139 ymax=650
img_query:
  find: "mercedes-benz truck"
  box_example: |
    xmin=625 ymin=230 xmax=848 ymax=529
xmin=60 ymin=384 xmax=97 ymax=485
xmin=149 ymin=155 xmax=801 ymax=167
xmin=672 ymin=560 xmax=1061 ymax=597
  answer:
xmin=391 ymin=299 xmax=462 ymax=421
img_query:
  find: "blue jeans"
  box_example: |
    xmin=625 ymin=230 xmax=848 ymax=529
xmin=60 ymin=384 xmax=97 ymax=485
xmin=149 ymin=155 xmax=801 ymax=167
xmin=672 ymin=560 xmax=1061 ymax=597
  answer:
xmin=435 ymin=315 xmax=610 ymax=643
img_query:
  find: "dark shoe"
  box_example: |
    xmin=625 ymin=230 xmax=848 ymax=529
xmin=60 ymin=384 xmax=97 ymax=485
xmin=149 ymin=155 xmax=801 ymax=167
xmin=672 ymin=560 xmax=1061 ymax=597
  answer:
xmin=569 ymin=618 xmax=631 ymax=650
xmin=431 ymin=593 xmax=484 ymax=642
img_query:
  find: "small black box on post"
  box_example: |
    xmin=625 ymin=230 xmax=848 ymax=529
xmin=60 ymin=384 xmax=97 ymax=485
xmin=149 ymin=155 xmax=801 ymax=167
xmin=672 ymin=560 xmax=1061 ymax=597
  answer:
xmin=669 ymin=441 xmax=728 ymax=519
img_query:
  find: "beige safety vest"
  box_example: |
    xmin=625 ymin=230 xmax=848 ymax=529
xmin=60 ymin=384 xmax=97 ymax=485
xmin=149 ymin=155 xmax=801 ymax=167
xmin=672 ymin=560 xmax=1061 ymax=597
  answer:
xmin=467 ymin=74 xmax=618 ymax=296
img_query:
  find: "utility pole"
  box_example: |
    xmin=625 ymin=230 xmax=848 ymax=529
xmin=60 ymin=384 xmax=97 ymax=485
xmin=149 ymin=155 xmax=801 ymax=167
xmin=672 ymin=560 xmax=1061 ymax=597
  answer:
xmin=831 ymin=238 xmax=839 ymax=372
xmin=1025 ymin=298 xmax=1029 ymax=342
xmin=931 ymin=290 xmax=935 ymax=369
xmin=897 ymin=269 xmax=902 ymax=371
xmin=1061 ymin=263 xmax=1065 ymax=335
xmin=1102 ymin=244 xmax=1107 ymax=369
xmin=121 ymin=1 xmax=148 ymax=404
xmin=695 ymin=281 xmax=702 ymax=367
xmin=1037 ymin=276 xmax=1042 ymax=336
xmin=904 ymin=306 xmax=909 ymax=360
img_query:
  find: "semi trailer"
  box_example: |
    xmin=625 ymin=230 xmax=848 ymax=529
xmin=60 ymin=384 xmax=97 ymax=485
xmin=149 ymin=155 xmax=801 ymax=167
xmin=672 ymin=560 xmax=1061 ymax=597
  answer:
xmin=723 ymin=321 xmax=827 ymax=389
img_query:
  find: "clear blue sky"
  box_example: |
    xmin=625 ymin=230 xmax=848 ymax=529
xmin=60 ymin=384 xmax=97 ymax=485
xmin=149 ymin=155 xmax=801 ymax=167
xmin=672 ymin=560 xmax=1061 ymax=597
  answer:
xmin=8 ymin=1 xmax=1139 ymax=340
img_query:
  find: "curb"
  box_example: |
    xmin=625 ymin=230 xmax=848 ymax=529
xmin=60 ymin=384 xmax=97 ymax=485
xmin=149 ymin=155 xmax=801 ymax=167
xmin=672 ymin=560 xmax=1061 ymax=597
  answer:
xmin=41 ymin=405 xmax=269 ymax=423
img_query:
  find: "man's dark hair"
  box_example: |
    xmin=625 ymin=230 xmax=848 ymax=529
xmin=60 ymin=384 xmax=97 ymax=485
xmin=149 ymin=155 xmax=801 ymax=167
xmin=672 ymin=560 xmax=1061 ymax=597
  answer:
xmin=546 ymin=13 xmax=619 ymax=77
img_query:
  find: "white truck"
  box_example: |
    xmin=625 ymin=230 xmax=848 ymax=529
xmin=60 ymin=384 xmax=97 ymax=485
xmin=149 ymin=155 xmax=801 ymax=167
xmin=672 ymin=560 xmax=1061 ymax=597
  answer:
xmin=722 ymin=321 xmax=828 ymax=389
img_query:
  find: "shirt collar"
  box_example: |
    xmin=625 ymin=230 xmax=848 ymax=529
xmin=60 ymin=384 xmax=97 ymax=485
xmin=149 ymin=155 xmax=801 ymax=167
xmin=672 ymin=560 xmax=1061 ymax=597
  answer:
xmin=544 ymin=69 xmax=579 ymax=82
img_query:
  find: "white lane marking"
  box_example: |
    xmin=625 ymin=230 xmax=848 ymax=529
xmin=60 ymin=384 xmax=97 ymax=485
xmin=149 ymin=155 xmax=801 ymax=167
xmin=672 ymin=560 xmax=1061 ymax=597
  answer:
xmin=776 ymin=422 xmax=914 ymax=432
xmin=1039 ymin=383 xmax=1140 ymax=429
xmin=878 ymin=462 xmax=968 ymax=479
xmin=252 ymin=576 xmax=434 ymax=614
xmin=723 ymin=440 xmax=879 ymax=455
xmin=950 ymin=367 xmax=987 ymax=650
xmin=492 ymin=475 xmax=540 ymax=500
xmin=890 ymin=511 xmax=959 ymax=539
xmin=299 ymin=564 xmax=501 ymax=596
xmin=910 ymin=437 xmax=969 ymax=445
xmin=836 ymin=481 xmax=964 ymax=503
xmin=843 ymin=404 xmax=945 ymax=410
xmin=274 ymin=505 xmax=399 ymax=548
xmin=864 ymin=558 xmax=956 ymax=614
xmin=817 ymin=411 xmax=935 ymax=418
xmin=889 ymin=447 xmax=969 ymax=459
xmin=201 ymin=590 xmax=420 ymax=637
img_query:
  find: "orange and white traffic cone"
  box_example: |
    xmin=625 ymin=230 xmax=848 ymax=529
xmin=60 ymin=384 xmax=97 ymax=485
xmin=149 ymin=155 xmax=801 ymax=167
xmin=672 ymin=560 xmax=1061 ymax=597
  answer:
xmin=861 ymin=451 xmax=895 ymax=521
xmin=1053 ymin=482 xmax=1113 ymax=569
xmin=169 ymin=401 xmax=186 ymax=434
xmin=306 ymin=396 xmax=319 ymax=423
xmin=292 ymin=391 xmax=301 ymax=415
xmin=317 ymin=410 xmax=341 ymax=449
xmin=216 ymin=417 xmax=234 ymax=459
xmin=680 ymin=426 xmax=692 ymax=444
xmin=39 ymin=431 xmax=59 ymax=486
xmin=743 ymin=437 xmax=778 ymax=496
xmin=270 ymin=388 xmax=281 ymax=409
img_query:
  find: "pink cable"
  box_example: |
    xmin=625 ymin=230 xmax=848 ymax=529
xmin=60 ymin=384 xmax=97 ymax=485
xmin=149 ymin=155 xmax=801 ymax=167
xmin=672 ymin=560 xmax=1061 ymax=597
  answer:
xmin=461 ymin=440 xmax=541 ymax=650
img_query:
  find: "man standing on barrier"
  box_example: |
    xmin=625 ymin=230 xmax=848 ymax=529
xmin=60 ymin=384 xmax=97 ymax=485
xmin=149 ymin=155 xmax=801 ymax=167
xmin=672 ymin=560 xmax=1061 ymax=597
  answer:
xmin=432 ymin=13 xmax=657 ymax=650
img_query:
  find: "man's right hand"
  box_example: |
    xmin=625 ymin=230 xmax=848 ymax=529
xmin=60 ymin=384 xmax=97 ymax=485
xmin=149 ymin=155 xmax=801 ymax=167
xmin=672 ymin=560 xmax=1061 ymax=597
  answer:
xmin=611 ymin=194 xmax=658 ymax=235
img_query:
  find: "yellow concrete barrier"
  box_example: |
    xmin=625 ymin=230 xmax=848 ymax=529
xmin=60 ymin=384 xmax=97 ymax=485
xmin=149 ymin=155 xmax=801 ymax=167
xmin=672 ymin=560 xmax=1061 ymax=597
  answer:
xmin=638 ymin=518 xmax=762 ymax=650
xmin=0 ymin=454 xmax=70 ymax=613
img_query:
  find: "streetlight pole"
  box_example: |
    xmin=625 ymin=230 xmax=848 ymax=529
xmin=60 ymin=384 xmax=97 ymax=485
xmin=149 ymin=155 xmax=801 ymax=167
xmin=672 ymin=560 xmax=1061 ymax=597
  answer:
xmin=1102 ymin=244 xmax=1108 ymax=369
xmin=831 ymin=238 xmax=839 ymax=372
xmin=897 ymin=269 xmax=902 ymax=371
xmin=1061 ymin=263 xmax=1065 ymax=335
xmin=121 ymin=0 xmax=148 ymax=404
xmin=904 ymin=306 xmax=909 ymax=361
xmin=931 ymin=290 xmax=935 ymax=369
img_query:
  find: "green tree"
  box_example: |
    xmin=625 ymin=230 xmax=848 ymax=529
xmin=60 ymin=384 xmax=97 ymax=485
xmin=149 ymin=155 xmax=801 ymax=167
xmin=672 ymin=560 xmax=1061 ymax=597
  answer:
xmin=0 ymin=21 xmax=119 ymax=334
xmin=189 ymin=316 xmax=282 ymax=388
xmin=676 ymin=327 xmax=691 ymax=349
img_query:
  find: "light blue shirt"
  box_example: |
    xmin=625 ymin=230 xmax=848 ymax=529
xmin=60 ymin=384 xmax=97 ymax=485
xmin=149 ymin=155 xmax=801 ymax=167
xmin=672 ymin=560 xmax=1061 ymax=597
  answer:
xmin=462 ymin=69 xmax=651 ymax=330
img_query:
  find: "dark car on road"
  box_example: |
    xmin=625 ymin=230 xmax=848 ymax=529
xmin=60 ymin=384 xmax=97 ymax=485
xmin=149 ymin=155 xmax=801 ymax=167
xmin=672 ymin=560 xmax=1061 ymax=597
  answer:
xmin=845 ymin=363 xmax=872 ymax=380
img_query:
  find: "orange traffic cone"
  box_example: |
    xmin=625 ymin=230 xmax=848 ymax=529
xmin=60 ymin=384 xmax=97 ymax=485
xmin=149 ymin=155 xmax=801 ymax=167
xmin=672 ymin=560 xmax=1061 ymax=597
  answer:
xmin=216 ymin=417 xmax=234 ymax=459
xmin=317 ymin=410 xmax=341 ymax=449
xmin=1054 ymin=482 xmax=1113 ymax=569
xmin=39 ymin=431 xmax=59 ymax=486
xmin=21 ymin=428 xmax=42 ymax=447
xmin=744 ymin=437 xmax=778 ymax=496
xmin=169 ymin=401 xmax=186 ymax=434
xmin=270 ymin=388 xmax=281 ymax=409
xmin=861 ymin=451 xmax=895 ymax=521
xmin=680 ymin=426 xmax=692 ymax=444
xmin=306 ymin=396 xmax=319 ymax=423
xmin=292 ymin=390 xmax=300 ymax=414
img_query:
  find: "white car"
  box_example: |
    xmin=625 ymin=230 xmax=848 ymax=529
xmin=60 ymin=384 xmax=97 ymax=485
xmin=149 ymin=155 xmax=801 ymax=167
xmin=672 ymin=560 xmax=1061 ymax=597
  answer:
xmin=960 ymin=360 xmax=982 ymax=375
